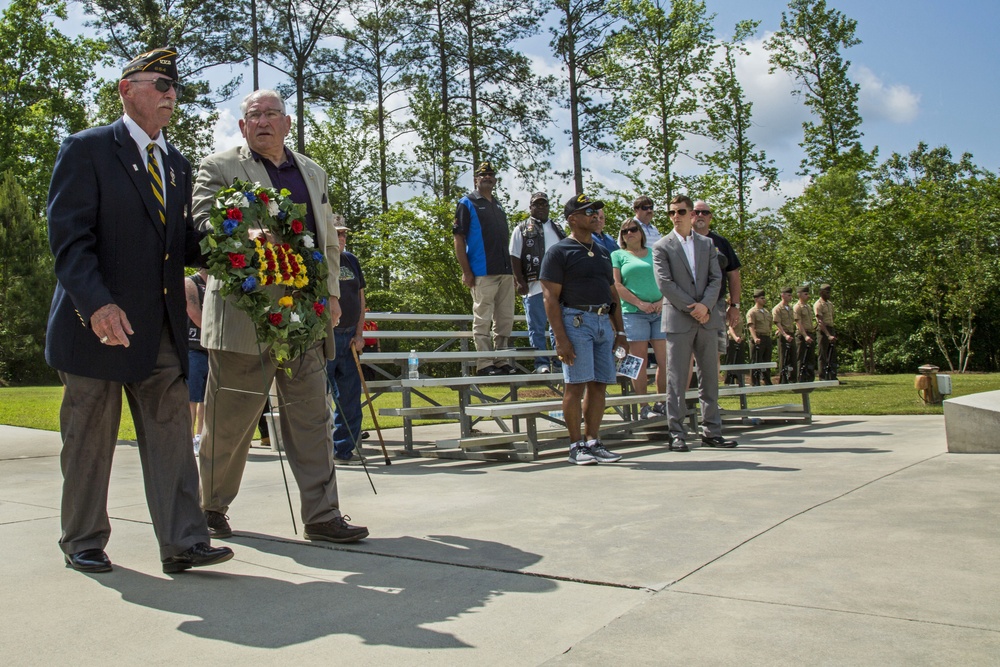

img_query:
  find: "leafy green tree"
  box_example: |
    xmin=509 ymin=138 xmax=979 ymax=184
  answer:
xmin=764 ymin=0 xmax=869 ymax=175
xmin=257 ymin=0 xmax=351 ymax=153
xmin=778 ymin=166 xmax=901 ymax=372
xmin=358 ymin=197 xmax=471 ymax=318
xmin=408 ymin=0 xmax=556 ymax=196
xmin=337 ymin=0 xmax=423 ymax=213
xmin=602 ymin=0 xmax=715 ymax=204
xmin=81 ymin=0 xmax=246 ymax=164
xmin=550 ymin=0 xmax=616 ymax=192
xmin=0 ymin=0 xmax=104 ymax=207
xmin=697 ymin=20 xmax=778 ymax=233
xmin=874 ymin=144 xmax=1000 ymax=372
xmin=0 ymin=171 xmax=56 ymax=384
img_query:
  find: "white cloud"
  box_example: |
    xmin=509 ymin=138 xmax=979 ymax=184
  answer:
xmin=211 ymin=109 xmax=244 ymax=153
xmin=854 ymin=65 xmax=920 ymax=123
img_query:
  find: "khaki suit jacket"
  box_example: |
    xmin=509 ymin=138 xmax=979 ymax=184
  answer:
xmin=192 ymin=144 xmax=339 ymax=357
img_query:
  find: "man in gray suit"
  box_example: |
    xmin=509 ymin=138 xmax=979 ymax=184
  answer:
xmin=193 ymin=89 xmax=368 ymax=544
xmin=653 ymin=195 xmax=738 ymax=451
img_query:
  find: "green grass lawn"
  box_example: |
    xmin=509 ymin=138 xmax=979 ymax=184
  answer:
xmin=2 ymin=373 xmax=997 ymax=437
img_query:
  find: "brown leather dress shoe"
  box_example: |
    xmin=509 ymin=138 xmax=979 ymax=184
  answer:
xmin=65 ymin=549 xmax=113 ymax=573
xmin=303 ymin=516 xmax=369 ymax=543
xmin=162 ymin=542 xmax=234 ymax=574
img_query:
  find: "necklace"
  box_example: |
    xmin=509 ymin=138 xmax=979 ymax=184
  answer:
xmin=572 ymin=236 xmax=595 ymax=257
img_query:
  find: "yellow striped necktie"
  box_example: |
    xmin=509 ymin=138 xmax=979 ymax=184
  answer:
xmin=147 ymin=143 xmax=166 ymax=225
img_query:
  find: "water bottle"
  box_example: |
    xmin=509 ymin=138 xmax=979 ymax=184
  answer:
xmin=408 ymin=349 xmax=419 ymax=379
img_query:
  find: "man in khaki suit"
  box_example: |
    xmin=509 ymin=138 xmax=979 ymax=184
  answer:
xmin=193 ymin=89 xmax=367 ymax=544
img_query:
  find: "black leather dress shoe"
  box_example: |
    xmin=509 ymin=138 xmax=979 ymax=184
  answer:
xmin=702 ymin=436 xmax=738 ymax=448
xmin=669 ymin=441 xmax=690 ymax=452
xmin=65 ymin=549 xmax=113 ymax=573
xmin=162 ymin=542 xmax=234 ymax=574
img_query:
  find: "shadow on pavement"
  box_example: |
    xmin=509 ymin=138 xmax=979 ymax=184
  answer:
xmin=91 ymin=534 xmax=555 ymax=650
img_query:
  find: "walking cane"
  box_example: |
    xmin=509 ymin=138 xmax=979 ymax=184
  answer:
xmin=352 ymin=347 xmax=392 ymax=465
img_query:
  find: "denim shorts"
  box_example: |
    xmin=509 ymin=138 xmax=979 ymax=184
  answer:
xmin=188 ymin=349 xmax=209 ymax=402
xmin=622 ymin=311 xmax=665 ymax=342
xmin=561 ymin=308 xmax=617 ymax=385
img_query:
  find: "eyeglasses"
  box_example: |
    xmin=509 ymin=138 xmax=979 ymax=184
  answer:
xmin=572 ymin=208 xmax=597 ymax=217
xmin=245 ymin=109 xmax=285 ymax=122
xmin=130 ymin=77 xmax=186 ymax=95
xmin=621 ymin=227 xmax=640 ymax=234
xmin=668 ymin=209 xmax=688 ymax=216
xmin=637 ymin=205 xmax=654 ymax=211
xmin=694 ymin=209 xmax=712 ymax=216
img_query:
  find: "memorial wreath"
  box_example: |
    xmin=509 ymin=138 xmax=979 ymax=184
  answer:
xmin=200 ymin=179 xmax=331 ymax=364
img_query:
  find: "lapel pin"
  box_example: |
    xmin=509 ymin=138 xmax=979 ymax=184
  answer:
xmin=169 ymin=167 xmax=176 ymax=187
xmin=133 ymin=164 xmax=139 ymax=171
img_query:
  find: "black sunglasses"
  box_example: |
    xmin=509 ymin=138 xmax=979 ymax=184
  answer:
xmin=694 ymin=209 xmax=712 ymax=216
xmin=668 ymin=208 xmax=688 ymax=216
xmin=131 ymin=77 xmax=186 ymax=95
xmin=637 ymin=205 xmax=654 ymax=211
xmin=621 ymin=227 xmax=640 ymax=234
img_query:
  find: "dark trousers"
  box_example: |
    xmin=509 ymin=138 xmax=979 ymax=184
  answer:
xmin=749 ymin=335 xmax=773 ymax=385
xmin=819 ymin=328 xmax=838 ymax=380
xmin=777 ymin=335 xmax=796 ymax=383
xmin=724 ymin=339 xmax=747 ymax=384
xmin=58 ymin=325 xmax=208 ymax=559
xmin=796 ymin=333 xmax=817 ymax=383
xmin=326 ymin=329 xmax=364 ymax=459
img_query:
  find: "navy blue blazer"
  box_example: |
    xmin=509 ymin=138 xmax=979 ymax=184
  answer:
xmin=45 ymin=118 xmax=203 ymax=383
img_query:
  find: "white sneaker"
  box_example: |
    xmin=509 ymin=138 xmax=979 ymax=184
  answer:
xmin=192 ymin=434 xmax=201 ymax=455
xmin=534 ymin=365 xmax=551 ymax=374
xmin=639 ymin=405 xmax=655 ymax=420
xmin=568 ymin=442 xmax=597 ymax=465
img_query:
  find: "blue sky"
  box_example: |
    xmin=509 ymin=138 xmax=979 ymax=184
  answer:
xmin=24 ymin=0 xmax=1000 ymax=209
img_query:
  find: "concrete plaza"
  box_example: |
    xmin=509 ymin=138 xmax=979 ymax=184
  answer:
xmin=1 ymin=415 xmax=997 ymax=665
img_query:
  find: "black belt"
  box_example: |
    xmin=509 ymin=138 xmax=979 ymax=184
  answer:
xmin=564 ymin=303 xmax=612 ymax=315
xmin=334 ymin=326 xmax=358 ymax=334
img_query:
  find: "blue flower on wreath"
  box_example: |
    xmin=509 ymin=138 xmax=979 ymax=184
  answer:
xmin=312 ymin=251 xmax=323 ymax=262
xmin=223 ymin=218 xmax=239 ymax=235
xmin=277 ymin=210 xmax=288 ymax=220
xmin=244 ymin=191 xmax=256 ymax=203
xmin=241 ymin=276 xmax=258 ymax=292
xmin=318 ymin=297 xmax=327 ymax=305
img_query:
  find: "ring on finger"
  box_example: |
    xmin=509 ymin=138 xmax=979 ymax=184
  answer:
xmin=100 ymin=336 xmax=109 ymax=344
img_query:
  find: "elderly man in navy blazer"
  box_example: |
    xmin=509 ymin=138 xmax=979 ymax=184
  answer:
xmin=45 ymin=48 xmax=234 ymax=574
xmin=652 ymin=195 xmax=738 ymax=451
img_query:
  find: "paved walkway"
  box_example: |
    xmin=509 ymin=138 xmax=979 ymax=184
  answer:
xmin=1 ymin=416 xmax=998 ymax=665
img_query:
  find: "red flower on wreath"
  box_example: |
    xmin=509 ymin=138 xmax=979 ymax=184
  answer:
xmin=226 ymin=207 xmax=243 ymax=221
xmin=258 ymin=192 xmax=270 ymax=204
xmin=291 ymin=220 xmax=303 ymax=234
xmin=313 ymin=302 xmax=325 ymax=316
xmin=268 ymin=312 xmax=283 ymax=326
xmin=228 ymin=252 xmax=246 ymax=268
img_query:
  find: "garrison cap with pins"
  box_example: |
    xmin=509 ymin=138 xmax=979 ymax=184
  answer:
xmin=122 ymin=47 xmax=179 ymax=81
xmin=563 ymin=192 xmax=604 ymax=219
xmin=474 ymin=161 xmax=496 ymax=177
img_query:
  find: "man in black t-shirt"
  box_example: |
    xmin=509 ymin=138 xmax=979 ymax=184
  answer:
xmin=540 ymin=193 xmax=628 ymax=466
xmin=326 ymin=221 xmax=368 ymax=464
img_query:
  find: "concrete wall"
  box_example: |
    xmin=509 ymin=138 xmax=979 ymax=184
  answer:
xmin=944 ymin=390 xmax=1000 ymax=453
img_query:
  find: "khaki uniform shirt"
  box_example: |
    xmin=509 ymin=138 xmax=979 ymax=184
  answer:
xmin=793 ymin=301 xmax=816 ymax=334
xmin=815 ymin=298 xmax=835 ymax=328
xmin=772 ymin=303 xmax=795 ymax=337
xmin=747 ymin=304 xmax=773 ymax=338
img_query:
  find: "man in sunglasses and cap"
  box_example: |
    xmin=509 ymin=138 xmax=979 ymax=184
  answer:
xmin=540 ymin=193 xmax=627 ymax=465
xmin=45 ymin=48 xmax=234 ymax=574
xmin=454 ymin=162 xmax=516 ymax=376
